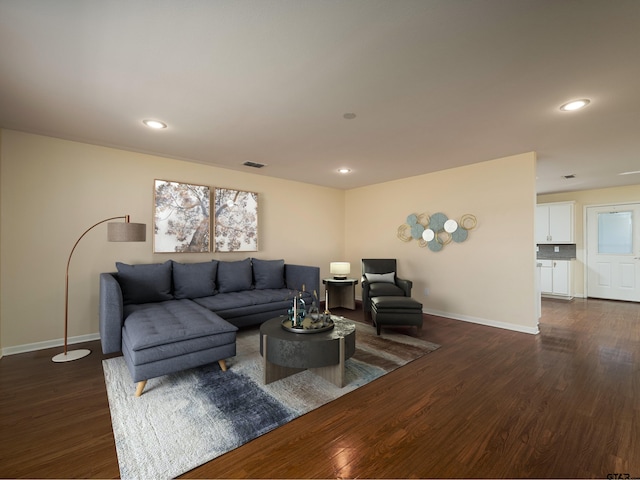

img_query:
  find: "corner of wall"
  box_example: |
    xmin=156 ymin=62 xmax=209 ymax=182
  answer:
xmin=0 ymin=128 xmax=4 ymax=358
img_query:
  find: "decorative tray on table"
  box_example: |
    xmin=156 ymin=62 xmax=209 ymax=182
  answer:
xmin=281 ymin=314 xmax=335 ymax=333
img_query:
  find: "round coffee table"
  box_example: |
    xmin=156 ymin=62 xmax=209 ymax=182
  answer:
xmin=259 ymin=316 xmax=356 ymax=387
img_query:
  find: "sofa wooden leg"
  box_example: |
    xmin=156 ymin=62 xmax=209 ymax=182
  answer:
xmin=218 ymin=359 xmax=228 ymax=372
xmin=135 ymin=380 xmax=147 ymax=397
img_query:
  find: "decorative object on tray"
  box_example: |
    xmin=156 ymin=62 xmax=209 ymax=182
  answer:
xmin=307 ymin=289 xmax=320 ymax=319
xmin=324 ymin=287 xmax=331 ymax=316
xmin=154 ymin=179 xmax=210 ymax=253
xmin=281 ymin=314 xmax=335 ymax=333
xmin=214 ymin=187 xmax=259 ymax=252
xmin=289 ymin=291 xmax=306 ymax=327
xmin=397 ymin=211 xmax=477 ymax=252
xmin=284 ymin=288 xmax=334 ymax=332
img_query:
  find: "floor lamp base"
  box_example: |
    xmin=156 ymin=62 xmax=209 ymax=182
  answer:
xmin=52 ymin=349 xmax=92 ymax=363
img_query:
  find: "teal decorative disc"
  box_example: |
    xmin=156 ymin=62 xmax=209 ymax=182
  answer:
xmin=411 ymin=223 xmax=425 ymax=239
xmin=428 ymin=239 xmax=443 ymax=252
xmin=452 ymin=228 xmax=468 ymax=242
xmin=406 ymin=214 xmax=418 ymax=225
xmin=429 ymin=212 xmax=448 ymax=232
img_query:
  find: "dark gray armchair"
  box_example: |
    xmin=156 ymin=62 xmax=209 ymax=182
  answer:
xmin=361 ymin=258 xmax=413 ymax=314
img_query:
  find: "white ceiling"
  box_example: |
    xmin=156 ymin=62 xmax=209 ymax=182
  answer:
xmin=1 ymin=0 xmax=639 ymax=193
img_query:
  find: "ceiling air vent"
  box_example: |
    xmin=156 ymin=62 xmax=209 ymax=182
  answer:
xmin=243 ymin=161 xmax=266 ymax=169
xmin=563 ymin=174 xmax=576 ymax=179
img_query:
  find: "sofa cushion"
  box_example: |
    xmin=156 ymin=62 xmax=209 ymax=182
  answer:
xmin=217 ymin=258 xmax=253 ymax=293
xmin=252 ymin=258 xmax=285 ymax=289
xmin=116 ymin=261 xmax=173 ymax=305
xmin=123 ymin=299 xmax=237 ymax=351
xmin=194 ymin=289 xmax=295 ymax=312
xmin=365 ymin=271 xmax=395 ymax=284
xmin=172 ymin=260 xmax=218 ymax=299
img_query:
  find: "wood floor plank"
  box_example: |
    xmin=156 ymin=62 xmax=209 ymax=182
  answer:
xmin=1 ymin=298 xmax=639 ymax=478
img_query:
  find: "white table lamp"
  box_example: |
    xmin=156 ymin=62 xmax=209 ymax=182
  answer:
xmin=330 ymin=262 xmax=350 ymax=280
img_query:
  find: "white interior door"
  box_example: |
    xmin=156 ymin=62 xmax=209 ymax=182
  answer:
xmin=586 ymin=204 xmax=640 ymax=302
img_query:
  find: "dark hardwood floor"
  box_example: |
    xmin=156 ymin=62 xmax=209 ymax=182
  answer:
xmin=1 ymin=298 xmax=639 ymax=479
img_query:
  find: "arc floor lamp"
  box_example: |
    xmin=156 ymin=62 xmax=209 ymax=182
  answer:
xmin=52 ymin=215 xmax=146 ymax=363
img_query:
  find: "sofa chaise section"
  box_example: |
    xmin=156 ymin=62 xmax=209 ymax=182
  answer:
xmin=122 ymin=299 xmax=237 ymax=396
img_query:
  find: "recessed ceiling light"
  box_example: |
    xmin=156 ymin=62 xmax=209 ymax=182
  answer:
xmin=343 ymin=113 xmax=356 ymax=120
xmin=143 ymin=119 xmax=167 ymax=129
xmin=559 ymin=99 xmax=590 ymax=111
xmin=338 ymin=168 xmax=351 ymax=174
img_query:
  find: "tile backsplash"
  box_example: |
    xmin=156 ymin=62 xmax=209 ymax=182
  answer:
xmin=537 ymin=244 xmax=576 ymax=260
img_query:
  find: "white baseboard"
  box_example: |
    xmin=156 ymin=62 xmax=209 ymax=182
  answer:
xmin=1 ymin=332 xmax=100 ymax=357
xmin=541 ymin=294 xmax=574 ymax=301
xmin=423 ymin=308 xmax=539 ymax=335
xmin=1 ymin=307 xmax=539 ymax=357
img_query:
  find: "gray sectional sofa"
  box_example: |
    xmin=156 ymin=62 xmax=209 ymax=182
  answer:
xmin=99 ymin=257 xmax=319 ymax=396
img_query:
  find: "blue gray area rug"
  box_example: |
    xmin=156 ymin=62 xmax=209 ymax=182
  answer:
xmin=102 ymin=319 xmax=439 ymax=479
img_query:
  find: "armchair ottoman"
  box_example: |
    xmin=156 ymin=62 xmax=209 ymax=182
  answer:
xmin=371 ymin=296 xmax=423 ymax=335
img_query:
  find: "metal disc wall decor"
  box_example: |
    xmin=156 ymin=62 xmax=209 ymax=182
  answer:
xmin=397 ymin=211 xmax=477 ymax=252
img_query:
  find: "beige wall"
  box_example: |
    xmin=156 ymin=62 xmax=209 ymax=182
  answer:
xmin=345 ymin=152 xmax=539 ymax=333
xmin=0 ymin=130 xmax=540 ymax=354
xmin=0 ymin=130 xmax=345 ymax=352
xmin=538 ymin=184 xmax=640 ymax=297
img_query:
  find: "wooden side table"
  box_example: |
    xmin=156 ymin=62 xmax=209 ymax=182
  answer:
xmin=323 ymin=278 xmax=359 ymax=310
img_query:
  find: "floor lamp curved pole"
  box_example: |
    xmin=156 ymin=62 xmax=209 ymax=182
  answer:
xmin=52 ymin=215 xmax=146 ymax=363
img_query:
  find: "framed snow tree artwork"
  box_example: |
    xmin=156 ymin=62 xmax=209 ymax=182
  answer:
xmin=214 ymin=188 xmax=259 ymax=252
xmin=153 ymin=180 xmax=211 ymax=253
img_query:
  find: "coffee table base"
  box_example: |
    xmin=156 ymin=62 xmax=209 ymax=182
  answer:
xmin=262 ymin=334 xmax=347 ymax=387
xmin=260 ymin=316 xmax=356 ymax=387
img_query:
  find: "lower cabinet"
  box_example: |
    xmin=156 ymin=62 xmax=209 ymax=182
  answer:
xmin=539 ymin=259 xmax=572 ymax=298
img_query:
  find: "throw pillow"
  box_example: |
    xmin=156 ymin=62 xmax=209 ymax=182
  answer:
xmin=217 ymin=258 xmax=253 ymax=293
xmin=116 ymin=260 xmax=173 ymax=305
xmin=172 ymin=260 xmax=218 ymax=299
xmin=364 ymin=271 xmax=396 ymax=284
xmin=252 ymin=258 xmax=285 ymax=289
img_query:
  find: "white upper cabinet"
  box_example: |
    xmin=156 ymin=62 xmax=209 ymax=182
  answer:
xmin=536 ymin=202 xmax=575 ymax=244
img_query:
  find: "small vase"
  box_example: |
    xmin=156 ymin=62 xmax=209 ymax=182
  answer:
xmin=297 ymin=295 xmax=306 ymax=325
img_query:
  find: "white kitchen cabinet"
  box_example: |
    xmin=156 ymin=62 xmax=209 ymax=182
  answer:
xmin=536 ymin=202 xmax=574 ymax=244
xmin=551 ymin=260 xmax=570 ymax=296
xmin=540 ymin=260 xmax=553 ymax=293
xmin=539 ymin=259 xmax=572 ymax=298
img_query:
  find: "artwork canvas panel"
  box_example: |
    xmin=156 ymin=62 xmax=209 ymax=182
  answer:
xmin=154 ymin=180 xmax=211 ymax=253
xmin=214 ymin=188 xmax=259 ymax=252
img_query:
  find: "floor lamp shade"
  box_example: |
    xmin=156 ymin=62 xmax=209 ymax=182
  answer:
xmin=108 ymin=222 xmax=146 ymax=242
xmin=52 ymin=215 xmax=147 ymax=363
